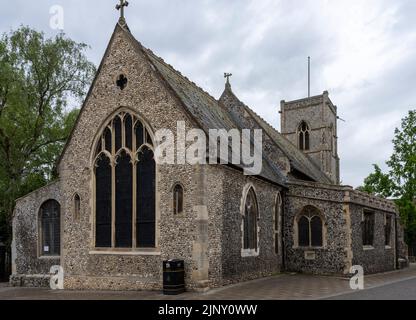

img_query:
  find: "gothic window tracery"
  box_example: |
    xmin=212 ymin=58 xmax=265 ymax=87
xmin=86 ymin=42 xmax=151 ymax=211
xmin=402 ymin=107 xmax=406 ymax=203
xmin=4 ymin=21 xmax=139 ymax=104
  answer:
xmin=94 ymin=111 xmax=156 ymax=249
xmin=296 ymin=206 xmax=324 ymax=248
xmin=298 ymin=121 xmax=310 ymax=151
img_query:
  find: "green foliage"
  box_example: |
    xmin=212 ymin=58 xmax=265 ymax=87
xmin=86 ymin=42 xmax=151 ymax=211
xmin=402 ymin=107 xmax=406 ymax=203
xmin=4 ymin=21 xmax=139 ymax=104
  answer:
xmin=387 ymin=110 xmax=416 ymax=199
xmin=356 ymin=164 xmax=396 ymax=199
xmin=358 ymin=110 xmax=416 ymax=244
xmin=0 ymin=26 xmax=95 ymax=244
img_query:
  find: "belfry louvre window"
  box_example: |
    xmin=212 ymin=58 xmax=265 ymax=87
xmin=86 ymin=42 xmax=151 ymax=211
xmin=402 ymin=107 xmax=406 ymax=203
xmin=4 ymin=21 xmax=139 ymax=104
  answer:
xmin=298 ymin=121 xmax=310 ymax=151
xmin=362 ymin=211 xmax=375 ymax=246
xmin=40 ymin=200 xmax=61 ymax=256
xmin=243 ymin=188 xmax=259 ymax=251
xmin=297 ymin=206 xmax=323 ymax=248
xmin=94 ymin=112 xmax=156 ymax=249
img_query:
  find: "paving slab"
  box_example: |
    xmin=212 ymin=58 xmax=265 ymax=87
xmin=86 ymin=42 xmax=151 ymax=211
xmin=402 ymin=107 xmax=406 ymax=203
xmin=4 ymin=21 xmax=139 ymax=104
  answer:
xmin=0 ymin=265 xmax=415 ymax=300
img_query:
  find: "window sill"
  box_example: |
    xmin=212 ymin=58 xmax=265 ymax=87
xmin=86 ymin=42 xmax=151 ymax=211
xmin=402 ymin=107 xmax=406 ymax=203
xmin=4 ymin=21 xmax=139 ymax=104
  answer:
xmin=90 ymin=249 xmax=161 ymax=256
xmin=241 ymin=249 xmax=259 ymax=258
xmin=38 ymin=255 xmax=60 ymax=260
xmin=293 ymin=246 xmax=325 ymax=250
xmin=363 ymin=246 xmax=375 ymax=251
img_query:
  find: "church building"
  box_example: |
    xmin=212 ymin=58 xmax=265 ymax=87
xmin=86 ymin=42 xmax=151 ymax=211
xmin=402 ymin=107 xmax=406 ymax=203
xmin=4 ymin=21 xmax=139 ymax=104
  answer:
xmin=10 ymin=11 xmax=408 ymax=291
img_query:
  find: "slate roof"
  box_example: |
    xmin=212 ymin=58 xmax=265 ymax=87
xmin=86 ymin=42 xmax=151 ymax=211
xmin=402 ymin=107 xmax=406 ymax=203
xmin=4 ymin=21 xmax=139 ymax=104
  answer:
xmin=122 ymin=23 xmax=331 ymax=185
xmin=58 ymin=21 xmax=329 ymax=187
xmin=219 ymin=88 xmax=332 ymax=184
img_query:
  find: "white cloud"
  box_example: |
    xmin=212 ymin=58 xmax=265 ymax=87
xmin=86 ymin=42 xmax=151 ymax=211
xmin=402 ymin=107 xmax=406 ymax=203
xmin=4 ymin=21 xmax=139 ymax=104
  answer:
xmin=1 ymin=0 xmax=415 ymax=187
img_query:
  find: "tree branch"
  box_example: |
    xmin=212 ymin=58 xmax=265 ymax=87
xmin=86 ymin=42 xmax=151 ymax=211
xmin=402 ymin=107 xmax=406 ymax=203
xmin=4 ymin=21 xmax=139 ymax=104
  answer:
xmin=29 ymin=136 xmax=67 ymax=154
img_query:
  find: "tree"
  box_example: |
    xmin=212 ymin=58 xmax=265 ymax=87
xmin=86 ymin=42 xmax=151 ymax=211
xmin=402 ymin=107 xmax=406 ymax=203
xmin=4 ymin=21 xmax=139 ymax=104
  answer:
xmin=0 ymin=27 xmax=95 ymax=245
xmin=356 ymin=164 xmax=396 ymax=199
xmin=358 ymin=110 xmax=416 ymax=244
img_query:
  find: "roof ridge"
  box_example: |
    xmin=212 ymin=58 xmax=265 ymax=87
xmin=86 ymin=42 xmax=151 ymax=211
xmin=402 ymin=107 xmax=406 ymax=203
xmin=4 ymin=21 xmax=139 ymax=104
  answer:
xmin=222 ymin=88 xmax=280 ymax=133
xmin=246 ymin=105 xmax=279 ymax=134
xmin=223 ymin=90 xmax=332 ymax=183
xmin=143 ymin=48 xmax=219 ymax=105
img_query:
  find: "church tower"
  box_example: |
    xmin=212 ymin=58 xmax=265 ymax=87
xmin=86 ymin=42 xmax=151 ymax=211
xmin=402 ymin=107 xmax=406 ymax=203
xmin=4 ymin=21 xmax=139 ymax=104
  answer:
xmin=280 ymin=91 xmax=340 ymax=184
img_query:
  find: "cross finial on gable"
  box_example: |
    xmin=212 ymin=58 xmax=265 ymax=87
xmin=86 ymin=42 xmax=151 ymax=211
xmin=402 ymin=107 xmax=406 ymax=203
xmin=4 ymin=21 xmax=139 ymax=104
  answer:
xmin=224 ymin=73 xmax=232 ymax=84
xmin=116 ymin=0 xmax=129 ymax=21
xmin=224 ymin=73 xmax=233 ymax=90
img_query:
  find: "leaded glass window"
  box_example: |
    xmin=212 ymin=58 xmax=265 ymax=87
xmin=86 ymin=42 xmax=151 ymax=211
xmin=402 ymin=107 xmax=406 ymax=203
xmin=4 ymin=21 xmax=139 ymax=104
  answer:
xmin=298 ymin=121 xmax=310 ymax=151
xmin=173 ymin=184 xmax=184 ymax=215
xmin=243 ymin=188 xmax=259 ymax=251
xmin=40 ymin=200 xmax=61 ymax=256
xmin=274 ymin=192 xmax=282 ymax=254
xmin=73 ymin=193 xmax=81 ymax=220
xmin=94 ymin=111 xmax=156 ymax=249
xmin=297 ymin=206 xmax=323 ymax=248
xmin=362 ymin=211 xmax=375 ymax=246
xmin=385 ymin=214 xmax=392 ymax=246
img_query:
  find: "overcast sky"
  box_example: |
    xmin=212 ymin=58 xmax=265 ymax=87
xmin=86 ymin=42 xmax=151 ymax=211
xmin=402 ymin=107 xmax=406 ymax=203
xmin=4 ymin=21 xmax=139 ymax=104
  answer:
xmin=1 ymin=0 xmax=415 ymax=187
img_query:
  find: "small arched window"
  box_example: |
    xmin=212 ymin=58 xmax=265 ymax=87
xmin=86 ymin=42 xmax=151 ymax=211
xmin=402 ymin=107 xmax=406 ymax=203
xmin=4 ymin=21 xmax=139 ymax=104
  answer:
xmin=40 ymin=200 xmax=61 ymax=256
xmin=274 ymin=192 xmax=282 ymax=254
xmin=298 ymin=121 xmax=310 ymax=151
xmin=296 ymin=206 xmax=323 ymax=248
xmin=243 ymin=187 xmax=259 ymax=251
xmin=73 ymin=194 xmax=81 ymax=220
xmin=173 ymin=184 xmax=184 ymax=215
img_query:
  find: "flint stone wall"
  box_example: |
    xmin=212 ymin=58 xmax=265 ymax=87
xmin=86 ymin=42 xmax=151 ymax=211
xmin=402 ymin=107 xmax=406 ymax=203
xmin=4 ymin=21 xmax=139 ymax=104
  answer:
xmin=12 ymin=180 xmax=62 ymax=287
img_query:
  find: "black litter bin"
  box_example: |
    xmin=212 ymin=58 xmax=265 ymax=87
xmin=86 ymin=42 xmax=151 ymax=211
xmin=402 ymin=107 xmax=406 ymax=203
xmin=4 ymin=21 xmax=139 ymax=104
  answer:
xmin=163 ymin=259 xmax=185 ymax=295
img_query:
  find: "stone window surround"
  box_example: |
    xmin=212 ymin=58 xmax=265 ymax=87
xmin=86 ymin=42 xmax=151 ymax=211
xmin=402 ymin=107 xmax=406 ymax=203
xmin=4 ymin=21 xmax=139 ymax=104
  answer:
xmin=171 ymin=182 xmax=185 ymax=216
xmin=240 ymin=183 xmax=260 ymax=258
xmin=37 ymin=199 xmax=62 ymax=259
xmin=89 ymin=107 xmax=161 ymax=255
xmin=297 ymin=120 xmax=311 ymax=151
xmin=72 ymin=192 xmax=81 ymax=221
xmin=384 ymin=212 xmax=393 ymax=249
xmin=292 ymin=205 xmax=327 ymax=250
xmin=274 ymin=192 xmax=282 ymax=255
xmin=361 ymin=211 xmax=396 ymax=251
xmin=361 ymin=209 xmax=375 ymax=249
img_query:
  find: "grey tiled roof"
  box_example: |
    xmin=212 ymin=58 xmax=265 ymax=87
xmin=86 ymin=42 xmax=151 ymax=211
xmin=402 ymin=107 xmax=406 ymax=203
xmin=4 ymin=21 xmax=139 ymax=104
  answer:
xmin=219 ymin=88 xmax=332 ymax=184
xmin=122 ymin=29 xmax=286 ymax=186
xmin=123 ymin=24 xmax=329 ymax=186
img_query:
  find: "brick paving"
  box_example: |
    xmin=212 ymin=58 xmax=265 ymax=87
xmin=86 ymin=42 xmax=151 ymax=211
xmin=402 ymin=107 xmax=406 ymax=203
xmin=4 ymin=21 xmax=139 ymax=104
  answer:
xmin=0 ymin=264 xmax=415 ymax=300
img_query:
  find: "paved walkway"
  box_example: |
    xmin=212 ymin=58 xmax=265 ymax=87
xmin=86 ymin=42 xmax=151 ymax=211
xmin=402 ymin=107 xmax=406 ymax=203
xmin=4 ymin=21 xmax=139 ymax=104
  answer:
xmin=1 ymin=265 xmax=415 ymax=300
xmin=326 ymin=277 xmax=416 ymax=300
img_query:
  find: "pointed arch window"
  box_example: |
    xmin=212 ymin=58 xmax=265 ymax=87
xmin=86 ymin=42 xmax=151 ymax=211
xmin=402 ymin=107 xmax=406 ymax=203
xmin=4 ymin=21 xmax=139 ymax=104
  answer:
xmin=73 ymin=193 xmax=81 ymax=220
xmin=94 ymin=111 xmax=156 ymax=249
xmin=173 ymin=184 xmax=184 ymax=215
xmin=243 ymin=187 xmax=259 ymax=252
xmin=296 ymin=206 xmax=324 ymax=248
xmin=274 ymin=192 xmax=282 ymax=254
xmin=39 ymin=200 xmax=61 ymax=256
xmin=298 ymin=121 xmax=310 ymax=151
